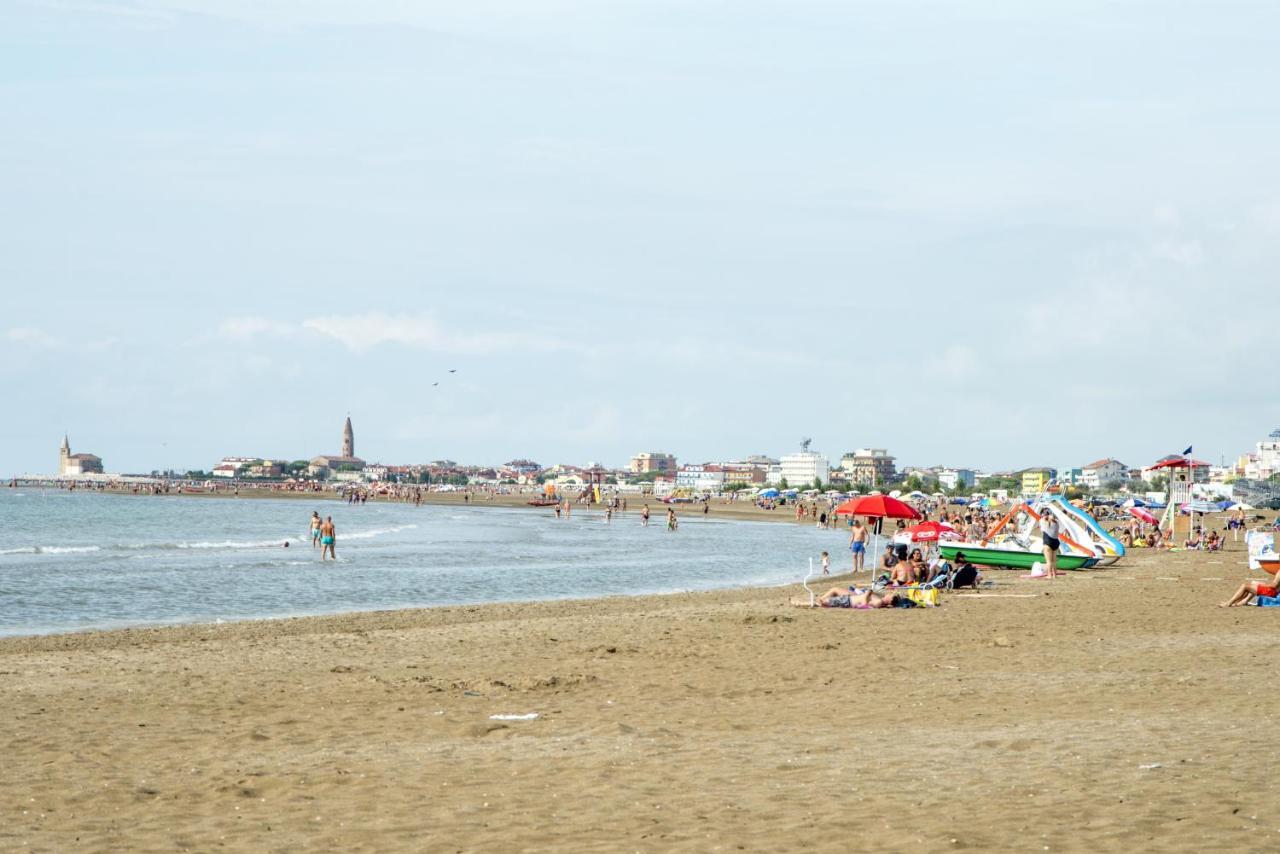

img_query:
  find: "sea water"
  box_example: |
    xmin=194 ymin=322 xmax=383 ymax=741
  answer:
xmin=0 ymin=491 xmax=874 ymax=636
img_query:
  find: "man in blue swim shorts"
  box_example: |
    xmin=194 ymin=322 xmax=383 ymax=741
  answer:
xmin=848 ymin=518 xmax=869 ymax=573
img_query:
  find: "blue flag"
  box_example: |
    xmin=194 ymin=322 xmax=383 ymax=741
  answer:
xmin=1182 ymin=445 xmax=1193 ymax=455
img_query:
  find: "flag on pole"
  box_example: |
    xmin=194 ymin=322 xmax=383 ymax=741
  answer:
xmin=1182 ymin=445 xmax=1193 ymax=455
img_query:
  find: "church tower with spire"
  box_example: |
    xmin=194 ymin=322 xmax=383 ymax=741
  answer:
xmin=60 ymin=434 xmax=70 ymax=475
xmin=342 ymin=416 xmax=355 ymax=458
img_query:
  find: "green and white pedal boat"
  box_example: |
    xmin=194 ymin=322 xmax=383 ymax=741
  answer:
xmin=938 ymin=543 xmax=1098 ymax=571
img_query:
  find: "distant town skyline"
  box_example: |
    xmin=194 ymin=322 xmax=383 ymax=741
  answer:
xmin=14 ymin=418 xmax=1276 ymax=483
xmin=3 ymin=2 xmax=1279 ymax=475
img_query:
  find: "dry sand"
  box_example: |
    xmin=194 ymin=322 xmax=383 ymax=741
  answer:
xmin=2 ymin=535 xmax=1278 ymax=852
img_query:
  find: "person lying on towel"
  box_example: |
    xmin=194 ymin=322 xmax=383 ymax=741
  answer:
xmin=791 ymin=587 xmax=904 ymax=609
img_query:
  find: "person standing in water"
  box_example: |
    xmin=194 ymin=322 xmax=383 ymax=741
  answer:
xmin=667 ymin=507 xmax=678 ymax=531
xmin=641 ymin=505 xmax=650 ymax=526
xmin=310 ymin=511 xmax=322 ymax=549
xmin=320 ymin=516 xmax=337 ymax=561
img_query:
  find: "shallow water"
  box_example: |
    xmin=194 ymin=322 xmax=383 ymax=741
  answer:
xmin=0 ymin=491 xmax=869 ymax=636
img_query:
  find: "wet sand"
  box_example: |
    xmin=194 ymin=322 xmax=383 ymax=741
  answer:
xmin=2 ymin=536 xmax=1276 ymax=852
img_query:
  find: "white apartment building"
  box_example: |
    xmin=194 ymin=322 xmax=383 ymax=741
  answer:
xmin=770 ymin=451 xmax=830 ymax=487
xmin=1243 ymin=430 xmax=1280 ymax=479
xmin=938 ymin=468 xmax=976 ymax=490
xmin=675 ymin=465 xmax=725 ymax=492
xmin=1080 ymin=458 xmax=1127 ymax=489
xmin=212 ymin=456 xmax=257 ymax=478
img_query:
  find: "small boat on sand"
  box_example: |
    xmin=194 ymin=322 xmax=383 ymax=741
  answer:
xmin=938 ymin=544 xmax=1098 ymax=570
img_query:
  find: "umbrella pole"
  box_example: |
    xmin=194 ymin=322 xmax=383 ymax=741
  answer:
xmin=872 ymin=517 xmax=882 ymax=583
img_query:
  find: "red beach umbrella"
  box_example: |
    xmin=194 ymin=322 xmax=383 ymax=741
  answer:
xmin=835 ymin=495 xmax=922 ymax=577
xmin=834 ymin=494 xmax=922 ymax=520
xmin=1127 ymin=507 xmax=1159 ymax=526
xmin=901 ymin=520 xmax=958 ymax=542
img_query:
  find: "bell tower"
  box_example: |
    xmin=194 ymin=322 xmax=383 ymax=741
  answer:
xmin=342 ymin=416 xmax=354 ymax=458
xmin=60 ymin=434 xmax=70 ymax=475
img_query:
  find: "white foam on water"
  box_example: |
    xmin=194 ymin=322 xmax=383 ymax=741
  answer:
xmin=0 ymin=547 xmax=39 ymax=556
xmin=178 ymin=539 xmax=285 ymax=550
xmin=343 ymin=524 xmax=418 ymax=541
xmin=39 ymin=546 xmax=101 ymax=555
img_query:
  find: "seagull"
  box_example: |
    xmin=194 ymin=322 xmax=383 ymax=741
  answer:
xmin=432 ymin=382 xmax=439 ymax=387
xmin=449 ymin=369 xmax=456 ymax=373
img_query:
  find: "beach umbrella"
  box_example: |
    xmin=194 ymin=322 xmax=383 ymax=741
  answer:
xmin=759 ymin=488 xmax=779 ymax=498
xmin=835 ymin=494 xmax=922 ymax=520
xmin=1127 ymin=506 xmax=1159 ymax=526
xmin=900 ymin=520 xmax=958 ymax=543
xmin=835 ymin=494 xmax=922 ymax=574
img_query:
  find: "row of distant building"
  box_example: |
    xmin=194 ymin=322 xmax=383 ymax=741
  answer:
xmin=50 ymin=421 xmax=1280 ymax=497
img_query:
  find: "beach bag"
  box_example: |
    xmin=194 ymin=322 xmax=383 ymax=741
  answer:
xmin=906 ymin=588 xmax=940 ymax=607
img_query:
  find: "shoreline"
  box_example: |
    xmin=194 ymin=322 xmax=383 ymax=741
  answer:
xmin=0 ymin=492 xmax=856 ymax=641
xmin=4 ymin=481 xmax=843 ymax=524
xmin=0 ymin=569 xmax=816 ymax=644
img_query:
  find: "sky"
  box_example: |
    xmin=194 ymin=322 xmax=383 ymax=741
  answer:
xmin=3 ymin=0 xmax=1280 ymax=476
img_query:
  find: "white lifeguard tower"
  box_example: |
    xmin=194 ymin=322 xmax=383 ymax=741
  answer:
xmin=1151 ymin=455 xmax=1208 ymax=539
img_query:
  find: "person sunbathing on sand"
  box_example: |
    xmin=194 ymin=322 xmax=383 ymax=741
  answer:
xmin=791 ymin=587 xmax=903 ymax=609
xmin=1220 ymin=568 xmax=1280 ymax=607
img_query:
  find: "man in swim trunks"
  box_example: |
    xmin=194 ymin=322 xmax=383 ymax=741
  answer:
xmin=310 ymin=511 xmax=322 ymax=548
xmin=1220 ymin=567 xmax=1280 ymax=607
xmin=319 ymin=516 xmax=336 ymax=561
xmin=849 ymin=519 xmax=868 ymax=573
xmin=1040 ymin=511 xmax=1061 ymax=580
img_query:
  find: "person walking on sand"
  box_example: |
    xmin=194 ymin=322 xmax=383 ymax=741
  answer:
xmin=310 ymin=511 xmax=322 ymax=549
xmin=641 ymin=505 xmax=650 ymax=526
xmin=849 ymin=518 xmax=869 ymax=573
xmin=1040 ymin=510 xmax=1061 ymax=579
xmin=320 ymin=516 xmax=337 ymax=561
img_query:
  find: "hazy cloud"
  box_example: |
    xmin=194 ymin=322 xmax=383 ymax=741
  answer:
xmin=301 ymin=312 xmax=571 ymax=355
xmin=218 ymin=317 xmax=298 ymax=339
xmin=4 ymin=327 xmax=60 ymax=348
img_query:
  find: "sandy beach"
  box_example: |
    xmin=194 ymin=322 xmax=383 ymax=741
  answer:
xmin=2 ymin=531 xmax=1277 ymax=853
